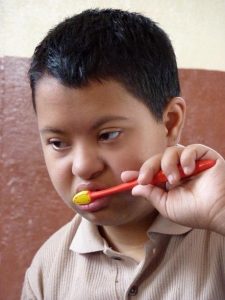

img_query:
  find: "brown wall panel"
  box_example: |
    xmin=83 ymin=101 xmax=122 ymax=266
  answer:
xmin=0 ymin=57 xmax=224 ymax=300
xmin=0 ymin=57 xmax=74 ymax=300
xmin=179 ymin=69 xmax=225 ymax=155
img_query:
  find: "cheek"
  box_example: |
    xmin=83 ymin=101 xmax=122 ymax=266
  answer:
xmin=112 ymin=136 xmax=166 ymax=172
xmin=43 ymin=154 xmax=72 ymax=193
xmin=108 ymin=148 xmax=144 ymax=173
xmin=136 ymin=129 xmax=167 ymax=157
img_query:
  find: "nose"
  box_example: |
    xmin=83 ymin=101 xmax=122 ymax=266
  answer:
xmin=71 ymin=143 xmax=105 ymax=180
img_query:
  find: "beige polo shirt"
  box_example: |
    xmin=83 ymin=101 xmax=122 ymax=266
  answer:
xmin=21 ymin=214 xmax=225 ymax=299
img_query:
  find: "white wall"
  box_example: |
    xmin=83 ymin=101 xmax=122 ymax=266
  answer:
xmin=1 ymin=0 xmax=225 ymax=70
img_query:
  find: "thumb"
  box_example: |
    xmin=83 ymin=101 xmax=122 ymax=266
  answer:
xmin=121 ymin=170 xmax=139 ymax=182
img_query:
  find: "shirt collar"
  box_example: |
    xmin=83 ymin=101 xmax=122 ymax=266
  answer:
xmin=70 ymin=217 xmax=105 ymax=254
xmin=70 ymin=215 xmax=192 ymax=254
xmin=147 ymin=214 xmax=191 ymax=236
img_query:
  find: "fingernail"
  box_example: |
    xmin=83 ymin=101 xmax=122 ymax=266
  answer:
xmin=183 ymin=166 xmax=192 ymax=175
xmin=132 ymin=185 xmax=142 ymax=195
xmin=138 ymin=173 xmax=145 ymax=183
xmin=168 ymin=174 xmax=175 ymax=184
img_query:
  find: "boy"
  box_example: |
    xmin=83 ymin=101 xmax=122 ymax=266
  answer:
xmin=21 ymin=9 xmax=225 ymax=299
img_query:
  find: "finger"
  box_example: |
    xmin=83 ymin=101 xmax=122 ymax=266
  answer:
xmin=161 ymin=145 xmax=184 ymax=184
xmin=121 ymin=170 xmax=139 ymax=182
xmin=180 ymin=144 xmax=221 ymax=175
xmin=138 ymin=154 xmax=162 ymax=185
xmin=132 ymin=184 xmax=169 ymax=218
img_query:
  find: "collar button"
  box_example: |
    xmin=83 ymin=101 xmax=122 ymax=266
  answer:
xmin=128 ymin=285 xmax=138 ymax=296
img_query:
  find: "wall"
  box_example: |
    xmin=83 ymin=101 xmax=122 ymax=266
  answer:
xmin=1 ymin=0 xmax=225 ymax=70
xmin=0 ymin=1 xmax=225 ymax=299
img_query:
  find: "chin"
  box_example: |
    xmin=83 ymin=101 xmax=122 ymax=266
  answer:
xmin=79 ymin=211 xmax=128 ymax=227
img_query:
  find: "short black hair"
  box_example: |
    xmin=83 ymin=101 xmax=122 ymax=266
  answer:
xmin=29 ymin=8 xmax=180 ymax=119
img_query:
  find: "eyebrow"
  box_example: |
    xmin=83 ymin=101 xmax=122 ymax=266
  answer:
xmin=40 ymin=127 xmax=65 ymax=135
xmin=40 ymin=116 xmax=129 ymax=135
xmin=91 ymin=116 xmax=129 ymax=129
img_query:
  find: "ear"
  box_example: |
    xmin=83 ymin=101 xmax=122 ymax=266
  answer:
xmin=163 ymin=97 xmax=186 ymax=146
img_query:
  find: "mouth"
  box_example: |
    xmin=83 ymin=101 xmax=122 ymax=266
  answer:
xmin=75 ymin=196 xmax=110 ymax=213
xmin=73 ymin=183 xmax=112 ymax=212
xmin=75 ymin=183 xmax=107 ymax=194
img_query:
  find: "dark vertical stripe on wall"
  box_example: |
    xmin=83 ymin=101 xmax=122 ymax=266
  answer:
xmin=0 ymin=56 xmax=225 ymax=300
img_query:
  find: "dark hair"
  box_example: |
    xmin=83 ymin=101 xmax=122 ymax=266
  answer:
xmin=29 ymin=8 xmax=180 ymax=119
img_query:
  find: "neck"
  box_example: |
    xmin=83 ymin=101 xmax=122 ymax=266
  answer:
xmin=99 ymin=211 xmax=158 ymax=262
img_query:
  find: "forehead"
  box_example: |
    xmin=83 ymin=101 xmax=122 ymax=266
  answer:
xmin=35 ymin=76 xmax=136 ymax=102
xmin=35 ymin=76 xmax=150 ymax=112
xmin=35 ymin=76 xmax=156 ymax=131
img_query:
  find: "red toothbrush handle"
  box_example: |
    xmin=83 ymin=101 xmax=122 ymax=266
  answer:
xmin=90 ymin=159 xmax=215 ymax=201
xmin=152 ymin=159 xmax=215 ymax=184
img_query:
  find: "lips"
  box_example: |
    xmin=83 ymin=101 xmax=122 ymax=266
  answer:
xmin=73 ymin=182 xmax=111 ymax=212
xmin=75 ymin=182 xmax=107 ymax=194
xmin=76 ymin=196 xmax=110 ymax=213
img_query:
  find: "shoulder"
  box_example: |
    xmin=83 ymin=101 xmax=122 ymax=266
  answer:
xmin=177 ymin=228 xmax=225 ymax=250
xmin=177 ymin=229 xmax=225 ymax=264
xmin=21 ymin=214 xmax=82 ymax=298
xmin=33 ymin=213 xmax=82 ymax=266
xmin=166 ymin=228 xmax=225 ymax=265
xmin=42 ymin=213 xmax=82 ymax=247
xmin=188 ymin=228 xmax=225 ymax=247
xmin=201 ymin=230 xmax=225 ymax=260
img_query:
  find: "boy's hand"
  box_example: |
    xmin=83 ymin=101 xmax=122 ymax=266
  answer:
xmin=121 ymin=144 xmax=225 ymax=235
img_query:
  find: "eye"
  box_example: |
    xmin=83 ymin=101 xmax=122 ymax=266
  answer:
xmin=48 ymin=139 xmax=70 ymax=151
xmin=98 ymin=130 xmax=121 ymax=142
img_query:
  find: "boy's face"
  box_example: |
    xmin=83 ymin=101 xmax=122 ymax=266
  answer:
xmin=36 ymin=76 xmax=169 ymax=226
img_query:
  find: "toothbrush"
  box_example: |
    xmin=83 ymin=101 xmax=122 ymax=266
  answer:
xmin=72 ymin=159 xmax=215 ymax=205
